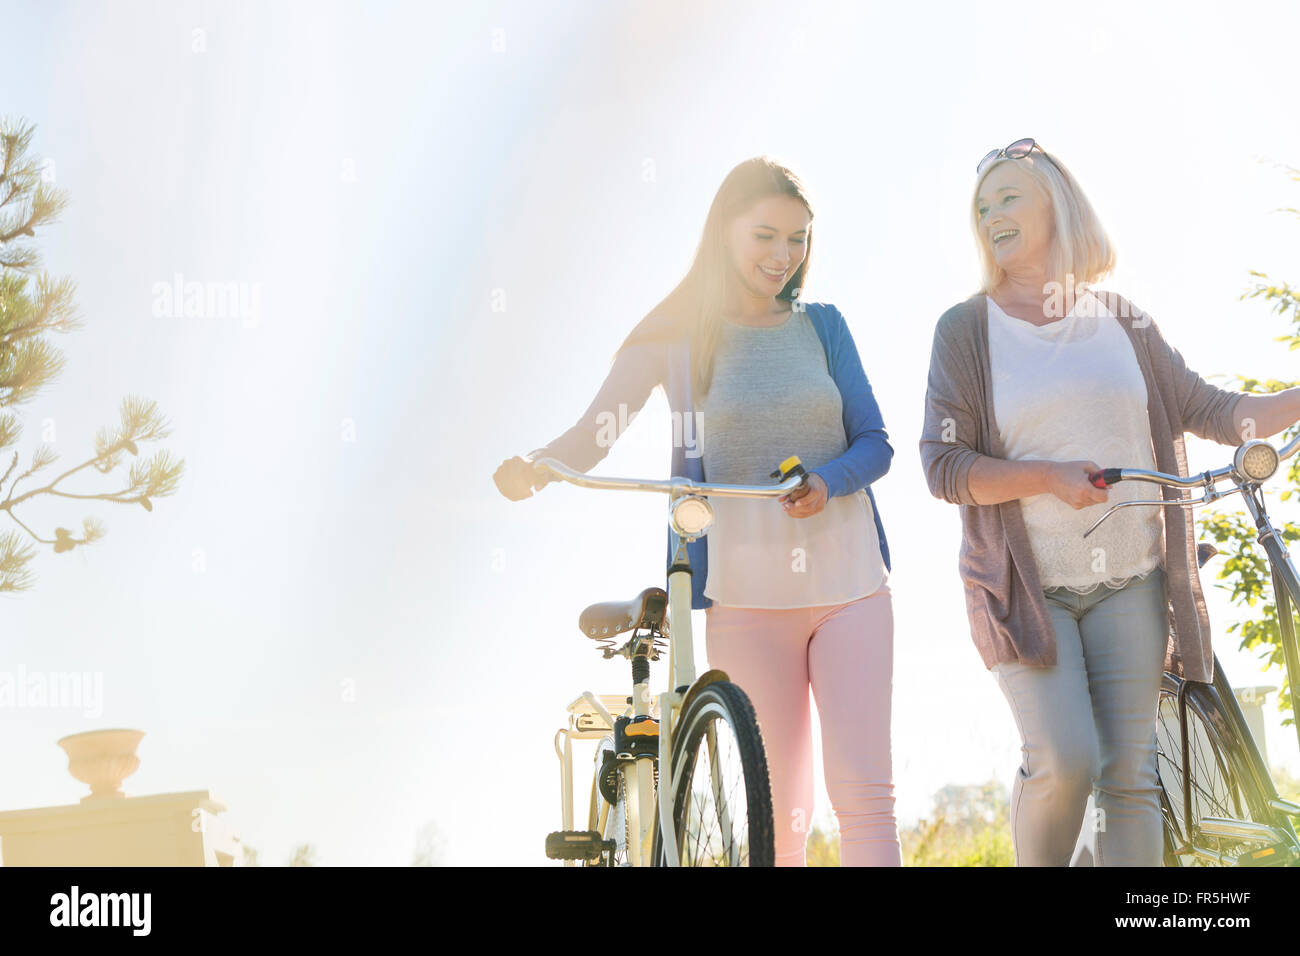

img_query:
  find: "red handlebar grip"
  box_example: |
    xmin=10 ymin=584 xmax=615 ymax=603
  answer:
xmin=1089 ymin=469 xmax=1124 ymax=489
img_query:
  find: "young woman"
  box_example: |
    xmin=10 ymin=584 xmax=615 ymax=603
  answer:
xmin=494 ymin=156 xmax=901 ymax=866
xmin=919 ymin=138 xmax=1300 ymax=866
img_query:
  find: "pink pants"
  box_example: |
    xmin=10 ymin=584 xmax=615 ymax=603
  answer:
xmin=703 ymin=583 xmax=901 ymax=866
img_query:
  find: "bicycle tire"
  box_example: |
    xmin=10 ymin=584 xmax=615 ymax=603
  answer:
xmin=1156 ymin=671 xmax=1281 ymax=866
xmin=651 ymin=681 xmax=774 ymax=867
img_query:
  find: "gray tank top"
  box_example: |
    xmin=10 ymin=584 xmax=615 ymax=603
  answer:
xmin=698 ymin=311 xmax=886 ymax=608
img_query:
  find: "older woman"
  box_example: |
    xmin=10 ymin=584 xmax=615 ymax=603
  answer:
xmin=919 ymin=138 xmax=1300 ymax=866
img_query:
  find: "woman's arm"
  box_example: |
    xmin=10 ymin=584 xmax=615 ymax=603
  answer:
xmin=1145 ymin=314 xmax=1257 ymax=445
xmin=919 ymin=317 xmax=988 ymax=506
xmin=526 ymin=334 xmax=665 ymax=482
xmin=966 ymin=457 xmax=1051 ymax=505
xmin=1230 ymin=388 xmax=1300 ymax=441
xmin=808 ymin=306 xmax=894 ymax=498
xmin=967 ymin=457 xmax=1108 ymax=508
xmin=918 ymin=315 xmax=1105 ymax=508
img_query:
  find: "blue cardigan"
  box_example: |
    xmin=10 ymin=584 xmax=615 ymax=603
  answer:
xmin=532 ymin=302 xmax=893 ymax=609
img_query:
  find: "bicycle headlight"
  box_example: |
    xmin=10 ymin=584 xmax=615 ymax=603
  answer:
xmin=1235 ymin=440 xmax=1279 ymax=482
xmin=670 ymin=495 xmax=713 ymax=538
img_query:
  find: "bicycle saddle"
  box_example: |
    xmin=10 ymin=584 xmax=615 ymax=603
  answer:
xmin=579 ymin=587 xmax=668 ymax=640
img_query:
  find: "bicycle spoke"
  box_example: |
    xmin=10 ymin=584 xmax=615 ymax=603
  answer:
xmin=679 ymin=712 xmax=751 ymax=866
xmin=1156 ymin=686 xmax=1277 ymax=866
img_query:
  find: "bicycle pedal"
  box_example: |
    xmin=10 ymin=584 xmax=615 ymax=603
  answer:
xmin=1236 ymin=841 xmax=1300 ymax=867
xmin=545 ymin=830 xmax=615 ymax=861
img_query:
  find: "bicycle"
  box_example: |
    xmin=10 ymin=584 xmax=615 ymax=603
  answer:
xmin=1085 ymin=433 xmax=1300 ymax=866
xmin=539 ymin=454 xmax=811 ymax=866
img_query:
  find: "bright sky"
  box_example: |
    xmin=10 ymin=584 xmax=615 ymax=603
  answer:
xmin=2 ymin=0 xmax=1300 ymax=866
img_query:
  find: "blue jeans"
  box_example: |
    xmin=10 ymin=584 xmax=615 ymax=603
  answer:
xmin=994 ymin=566 xmax=1168 ymax=866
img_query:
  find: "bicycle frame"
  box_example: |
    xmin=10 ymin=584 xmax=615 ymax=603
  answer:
xmin=1248 ymin=488 xmax=1300 ymax=751
xmin=537 ymin=456 xmax=804 ymax=866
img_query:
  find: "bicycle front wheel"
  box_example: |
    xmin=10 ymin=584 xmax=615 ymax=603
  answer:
xmin=653 ymin=681 xmax=774 ymax=867
xmin=1156 ymin=672 xmax=1280 ymax=866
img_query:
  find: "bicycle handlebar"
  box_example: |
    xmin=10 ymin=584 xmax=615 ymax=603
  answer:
xmin=1088 ymin=463 xmax=1236 ymax=490
xmin=1088 ymin=430 xmax=1300 ymax=490
xmin=1081 ymin=430 xmax=1300 ymax=538
xmin=530 ymin=456 xmax=807 ymax=499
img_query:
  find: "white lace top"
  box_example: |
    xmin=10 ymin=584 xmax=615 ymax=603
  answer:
xmin=986 ymin=291 xmax=1164 ymax=593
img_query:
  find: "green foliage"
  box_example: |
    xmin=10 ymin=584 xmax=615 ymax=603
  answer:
xmin=1273 ymin=766 xmax=1300 ymax=804
xmin=287 ymin=843 xmax=317 ymax=867
xmin=806 ymin=779 xmax=1013 ymax=867
xmin=805 ymin=815 xmax=841 ymax=867
xmin=1199 ymin=168 xmax=1300 ymax=724
xmin=900 ymin=779 xmax=1013 ymax=867
xmin=1201 ymin=510 xmax=1300 ymax=727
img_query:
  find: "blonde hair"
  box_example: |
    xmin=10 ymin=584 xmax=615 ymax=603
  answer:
xmin=971 ymin=148 xmax=1115 ymax=295
xmin=615 ymin=156 xmax=814 ymax=400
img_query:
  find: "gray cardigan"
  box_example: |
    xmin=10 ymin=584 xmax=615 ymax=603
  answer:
xmin=919 ymin=290 xmax=1243 ymax=683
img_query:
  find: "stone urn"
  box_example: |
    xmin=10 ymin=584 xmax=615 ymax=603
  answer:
xmin=57 ymin=729 xmax=146 ymax=803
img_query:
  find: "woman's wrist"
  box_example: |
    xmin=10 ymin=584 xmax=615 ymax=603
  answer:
xmin=524 ymin=448 xmax=553 ymax=488
xmin=1028 ymin=459 xmax=1053 ymax=496
xmin=969 ymin=456 xmax=1052 ymax=505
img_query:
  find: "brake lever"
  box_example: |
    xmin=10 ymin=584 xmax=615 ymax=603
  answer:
xmin=1081 ymin=486 xmax=1242 ymax=539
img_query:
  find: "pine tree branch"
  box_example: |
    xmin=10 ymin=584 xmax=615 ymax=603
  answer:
xmin=2 ymin=396 xmax=184 ymax=538
xmin=0 ymin=118 xmax=68 ymax=263
xmin=5 ymin=507 xmax=47 ymax=543
xmin=0 ymin=527 xmax=37 ymax=592
xmin=0 ymin=118 xmax=184 ymax=591
xmin=4 ymin=447 xmax=125 ymax=508
xmin=0 ymin=412 xmax=18 ymax=451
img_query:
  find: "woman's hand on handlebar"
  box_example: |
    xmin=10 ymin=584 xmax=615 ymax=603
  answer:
xmin=1043 ymin=460 xmax=1109 ymax=510
xmin=779 ymin=473 xmax=828 ymax=518
xmin=493 ymin=455 xmax=551 ymax=501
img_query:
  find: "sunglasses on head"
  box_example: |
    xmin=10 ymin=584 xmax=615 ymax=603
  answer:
xmin=976 ymin=138 xmax=1043 ymax=175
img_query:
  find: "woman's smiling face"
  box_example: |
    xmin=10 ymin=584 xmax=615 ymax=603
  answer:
xmin=976 ymin=161 xmax=1054 ymax=274
xmin=726 ymin=195 xmax=810 ymax=298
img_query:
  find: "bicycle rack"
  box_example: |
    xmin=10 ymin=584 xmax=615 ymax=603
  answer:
xmin=551 ymin=692 xmax=650 ymax=866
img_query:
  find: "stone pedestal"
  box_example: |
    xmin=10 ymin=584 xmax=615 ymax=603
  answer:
xmin=0 ymin=790 xmax=241 ymax=866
